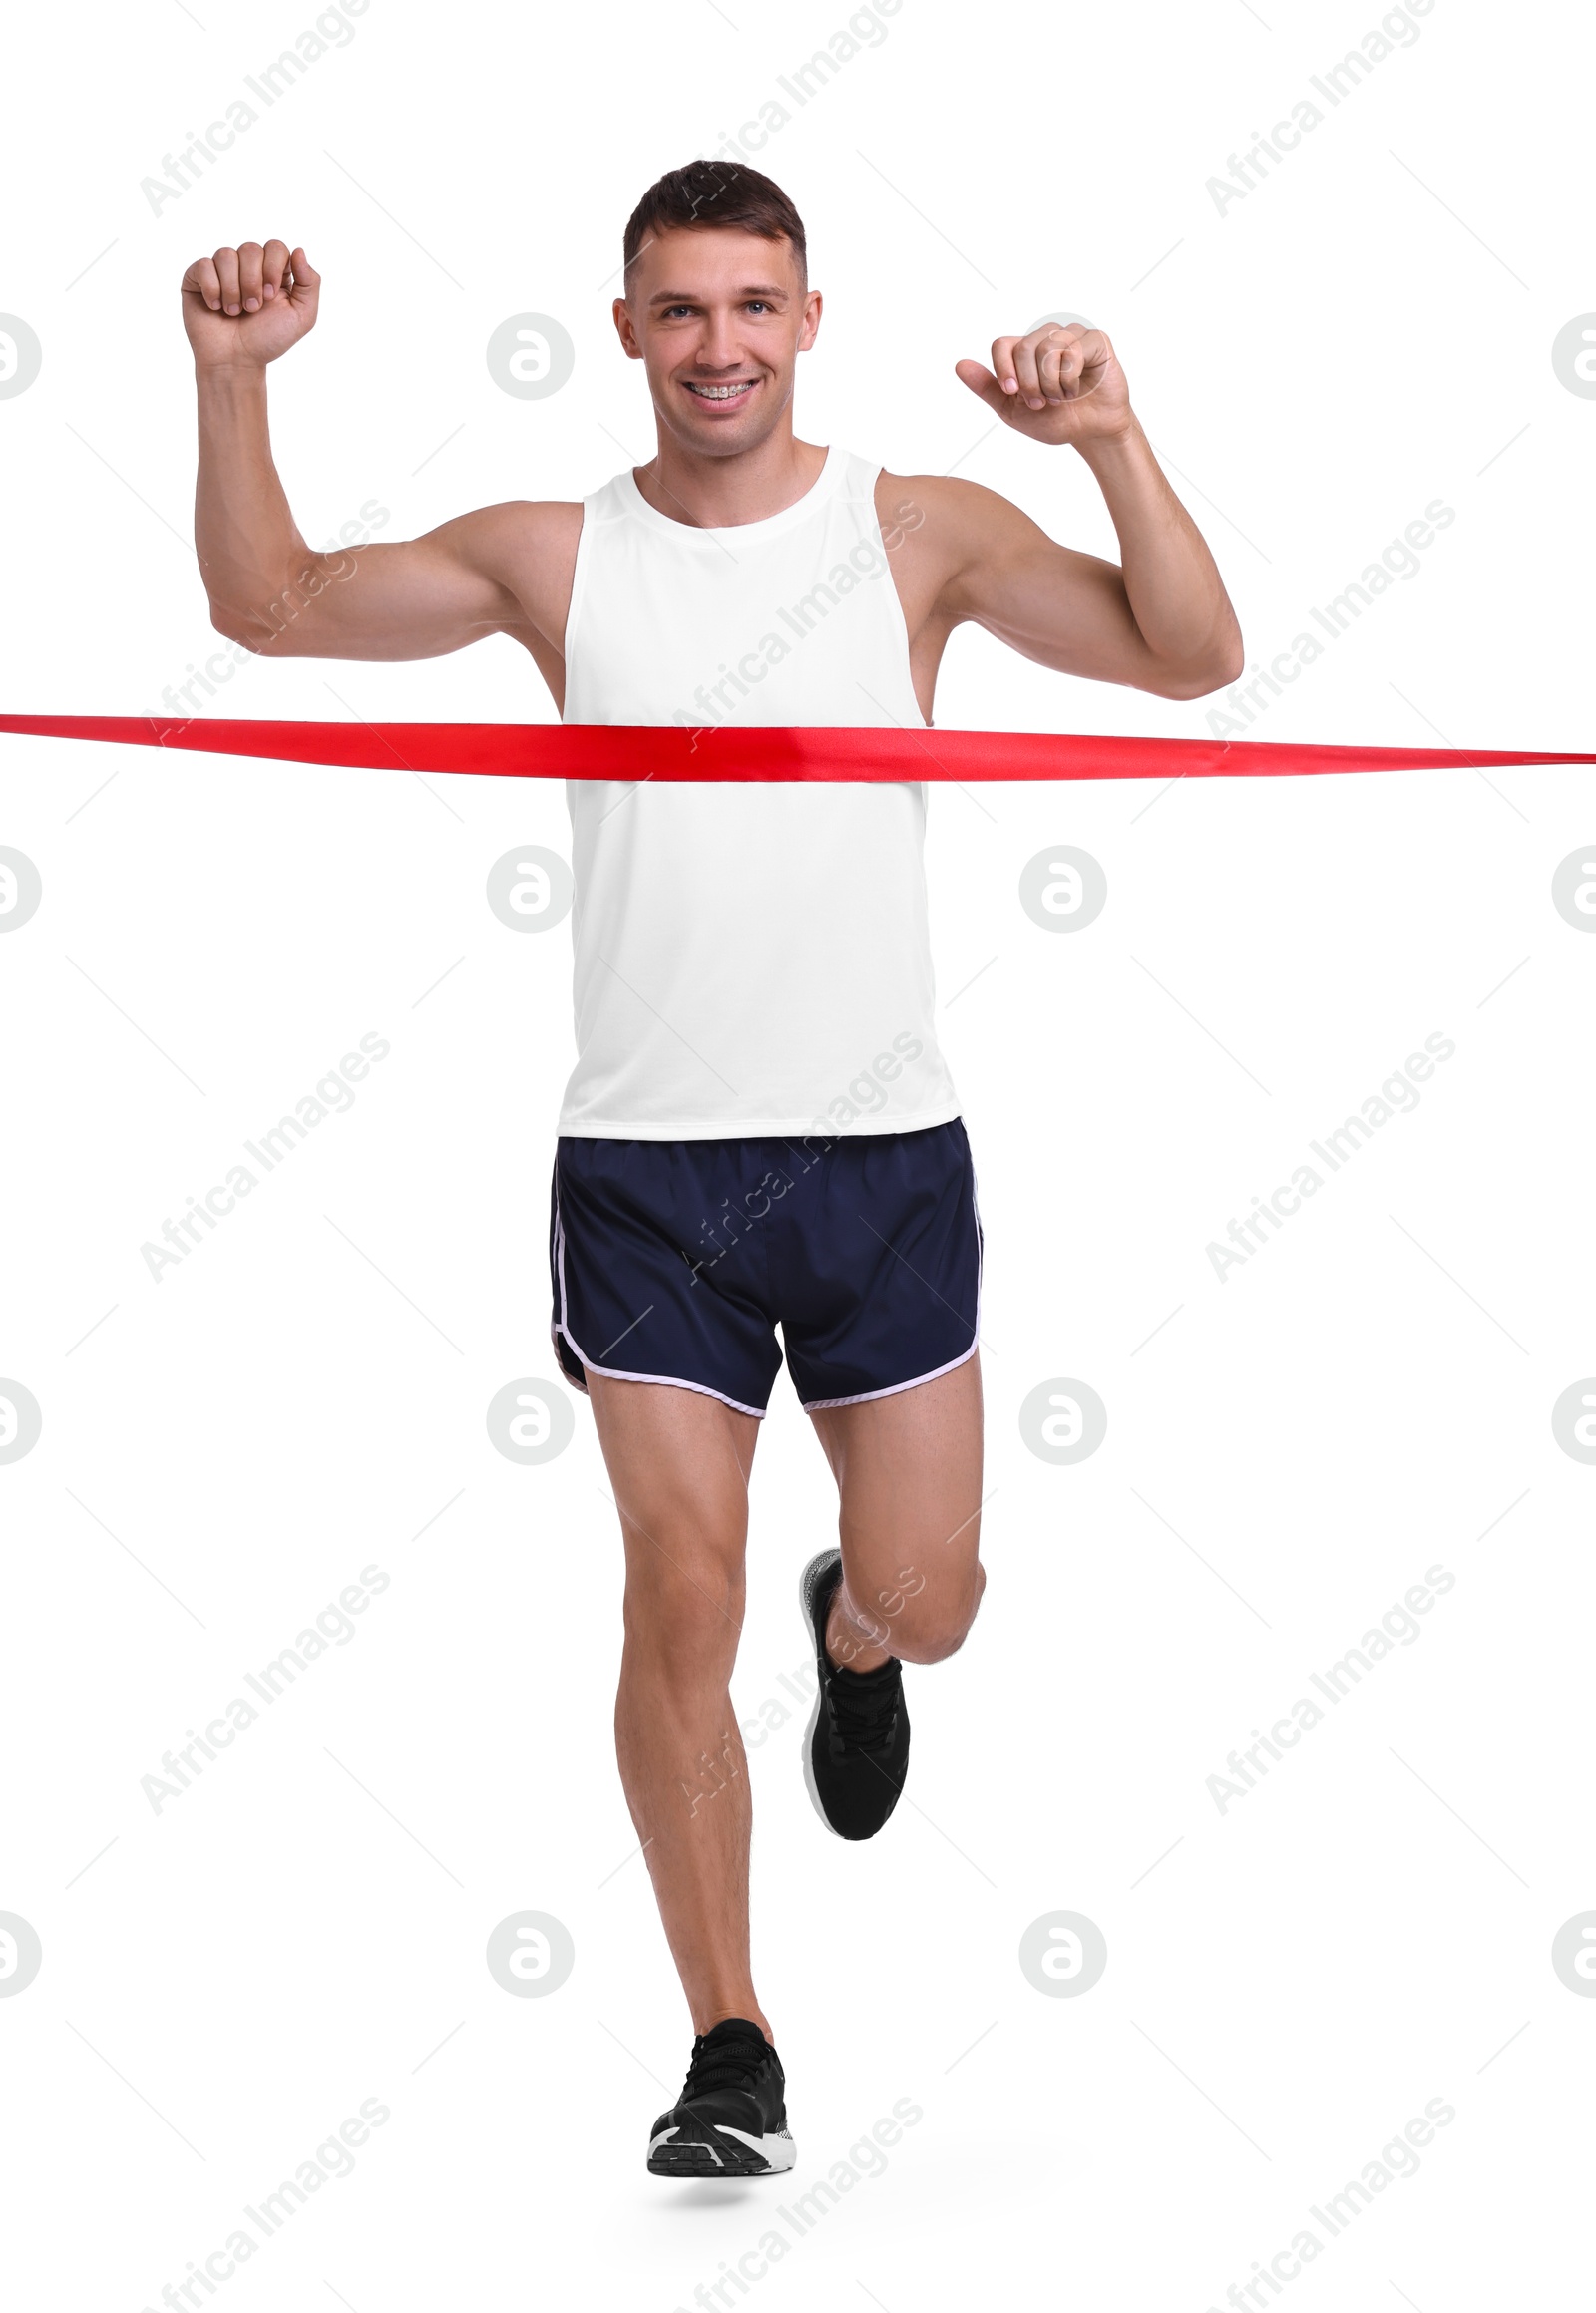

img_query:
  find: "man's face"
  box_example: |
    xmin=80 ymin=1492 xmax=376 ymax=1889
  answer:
xmin=615 ymin=226 xmax=821 ymax=456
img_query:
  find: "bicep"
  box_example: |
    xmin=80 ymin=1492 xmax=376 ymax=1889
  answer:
xmin=231 ymin=507 xmax=546 ymax=663
xmin=926 ymin=478 xmax=1187 ymax=694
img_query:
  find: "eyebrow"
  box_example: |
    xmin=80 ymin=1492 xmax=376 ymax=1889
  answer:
xmin=648 ymin=284 xmax=790 ymax=305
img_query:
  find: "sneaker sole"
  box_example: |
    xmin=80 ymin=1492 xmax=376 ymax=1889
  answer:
xmin=798 ymin=1550 xmax=847 ymax=1838
xmin=648 ymin=2126 xmax=798 ymax=2177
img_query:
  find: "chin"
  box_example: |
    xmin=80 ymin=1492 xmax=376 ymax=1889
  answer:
xmin=673 ymin=407 xmax=779 ymax=456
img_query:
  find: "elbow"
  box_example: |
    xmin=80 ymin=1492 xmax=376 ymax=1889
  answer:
xmin=200 ymin=558 xmax=261 ymax=650
xmin=204 ymin=557 xmax=326 ymax=654
xmin=208 ymin=605 xmax=259 ymax=651
xmin=1188 ymin=649 xmax=1245 ymax=700
xmin=1212 ymin=632 xmax=1246 ymax=691
xmin=1158 ymin=633 xmax=1246 ymax=701
xmin=1204 ymin=614 xmax=1247 ymax=695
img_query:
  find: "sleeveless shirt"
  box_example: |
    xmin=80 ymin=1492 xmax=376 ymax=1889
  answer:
xmin=558 ymin=444 xmax=961 ymax=1140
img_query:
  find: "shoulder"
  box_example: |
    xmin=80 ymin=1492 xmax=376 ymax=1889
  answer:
xmin=869 ymin=465 xmax=1045 ymax=546
xmin=874 ymin=467 xmax=1047 ymax=558
xmin=438 ymin=497 xmax=586 ymax=586
xmin=441 ymin=498 xmax=586 ymax=560
xmin=420 ymin=499 xmax=586 ymax=644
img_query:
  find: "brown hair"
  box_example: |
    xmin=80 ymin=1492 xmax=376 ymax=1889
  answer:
xmin=622 ymin=161 xmax=807 ymax=290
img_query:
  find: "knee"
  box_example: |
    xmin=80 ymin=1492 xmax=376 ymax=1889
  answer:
xmin=885 ymin=1560 xmax=986 ymax=1666
xmin=622 ymin=1539 xmax=744 ymax=1664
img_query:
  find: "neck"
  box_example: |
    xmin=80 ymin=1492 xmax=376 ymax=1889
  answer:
xmin=633 ymin=425 xmax=828 ymax=529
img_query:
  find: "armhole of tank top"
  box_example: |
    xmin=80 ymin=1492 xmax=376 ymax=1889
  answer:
xmin=560 ymin=494 xmax=599 ymax=716
xmin=862 ymin=457 xmax=934 ymax=739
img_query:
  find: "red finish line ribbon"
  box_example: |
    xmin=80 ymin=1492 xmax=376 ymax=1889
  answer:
xmin=1 ymin=715 xmax=1592 ymax=782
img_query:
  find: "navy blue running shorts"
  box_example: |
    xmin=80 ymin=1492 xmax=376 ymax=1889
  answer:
xmin=549 ymin=1120 xmax=982 ymax=1417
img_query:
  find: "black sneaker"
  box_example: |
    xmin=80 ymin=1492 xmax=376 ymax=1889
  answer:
xmin=799 ymin=1547 xmax=911 ymax=1840
xmin=646 ymin=2018 xmax=796 ymax=2177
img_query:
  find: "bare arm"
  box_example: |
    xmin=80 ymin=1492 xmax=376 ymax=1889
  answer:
xmin=934 ymin=323 xmax=1244 ymax=700
xmin=185 ymin=239 xmax=575 ymax=662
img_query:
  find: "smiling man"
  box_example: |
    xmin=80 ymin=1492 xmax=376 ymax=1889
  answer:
xmin=183 ymin=157 xmax=1242 ymax=2180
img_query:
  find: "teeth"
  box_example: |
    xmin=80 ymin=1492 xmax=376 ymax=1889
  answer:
xmin=688 ymin=382 xmax=754 ymax=398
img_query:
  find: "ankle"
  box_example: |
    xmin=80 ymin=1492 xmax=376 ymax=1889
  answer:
xmin=697 ymin=2003 xmax=775 ymax=2045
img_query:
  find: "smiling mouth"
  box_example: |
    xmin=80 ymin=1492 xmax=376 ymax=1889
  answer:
xmin=683 ymin=379 xmax=759 ymax=402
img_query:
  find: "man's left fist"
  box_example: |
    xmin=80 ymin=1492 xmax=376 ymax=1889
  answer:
xmin=956 ymin=324 xmax=1132 ymax=447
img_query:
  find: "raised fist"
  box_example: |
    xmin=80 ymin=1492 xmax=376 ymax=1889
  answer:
xmin=956 ymin=323 xmax=1132 ymax=448
xmin=181 ymin=241 xmax=319 ymax=371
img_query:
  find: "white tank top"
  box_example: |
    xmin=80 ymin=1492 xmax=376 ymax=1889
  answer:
xmin=558 ymin=444 xmax=961 ymax=1140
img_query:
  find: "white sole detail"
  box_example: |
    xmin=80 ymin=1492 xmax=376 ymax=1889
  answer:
xmin=717 ymin=2123 xmax=798 ymax=2171
xmin=798 ymin=1551 xmax=849 ymax=1839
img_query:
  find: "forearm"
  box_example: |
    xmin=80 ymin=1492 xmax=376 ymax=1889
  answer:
xmin=1075 ymin=417 xmax=1242 ymax=681
xmin=195 ymin=367 xmax=320 ymax=642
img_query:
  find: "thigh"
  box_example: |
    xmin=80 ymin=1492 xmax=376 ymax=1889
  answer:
xmin=587 ymin=1372 xmax=761 ymax=1644
xmin=808 ymin=1351 xmax=985 ymax=1629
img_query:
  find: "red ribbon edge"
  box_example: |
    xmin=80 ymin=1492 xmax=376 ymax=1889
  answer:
xmin=0 ymin=714 xmax=1592 ymax=781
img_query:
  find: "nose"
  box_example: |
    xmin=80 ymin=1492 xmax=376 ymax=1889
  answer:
xmin=696 ymin=310 xmax=748 ymax=371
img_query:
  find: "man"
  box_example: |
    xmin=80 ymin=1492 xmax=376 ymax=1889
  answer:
xmin=182 ymin=158 xmax=1242 ymax=2177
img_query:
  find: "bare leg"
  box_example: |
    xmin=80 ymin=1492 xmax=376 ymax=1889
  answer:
xmin=808 ymin=1352 xmax=987 ymax=1673
xmin=585 ymin=1370 xmax=772 ymax=2041
xmin=587 ymin=1353 xmax=984 ymax=2046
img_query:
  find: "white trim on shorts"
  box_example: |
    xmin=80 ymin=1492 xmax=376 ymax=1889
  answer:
xmin=551 ymin=1180 xmax=771 ymax=1420
xmin=798 ymin=1159 xmax=985 ymax=1414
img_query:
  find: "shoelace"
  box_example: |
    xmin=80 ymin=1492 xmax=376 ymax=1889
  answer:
xmin=827 ymin=1658 xmax=902 ymax=1754
xmin=680 ymin=2031 xmax=770 ymax=2102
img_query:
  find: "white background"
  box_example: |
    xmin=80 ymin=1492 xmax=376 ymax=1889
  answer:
xmin=2 ymin=0 xmax=1594 ymax=2306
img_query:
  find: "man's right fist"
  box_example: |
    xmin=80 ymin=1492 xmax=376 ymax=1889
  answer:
xmin=181 ymin=241 xmax=319 ymax=370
